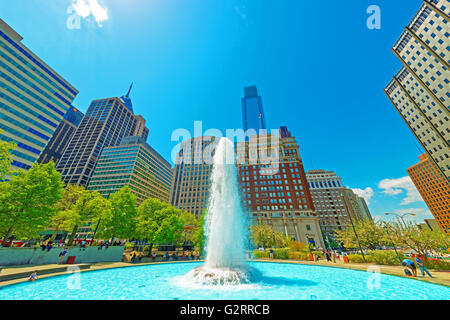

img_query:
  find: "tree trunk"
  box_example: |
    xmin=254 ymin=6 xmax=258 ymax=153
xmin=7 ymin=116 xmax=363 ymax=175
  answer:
xmin=49 ymin=227 xmax=59 ymax=242
xmin=1 ymin=226 xmax=13 ymax=247
xmin=67 ymin=225 xmax=78 ymax=247
xmin=147 ymin=243 xmax=153 ymax=257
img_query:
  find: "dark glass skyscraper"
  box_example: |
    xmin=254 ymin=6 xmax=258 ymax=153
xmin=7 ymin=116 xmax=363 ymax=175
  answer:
xmin=241 ymin=86 xmax=266 ymax=133
xmin=56 ymin=88 xmax=149 ymax=187
xmin=37 ymin=107 xmax=83 ymax=165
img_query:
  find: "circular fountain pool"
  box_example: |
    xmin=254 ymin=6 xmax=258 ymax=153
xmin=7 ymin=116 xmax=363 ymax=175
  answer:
xmin=1 ymin=262 xmax=448 ymax=300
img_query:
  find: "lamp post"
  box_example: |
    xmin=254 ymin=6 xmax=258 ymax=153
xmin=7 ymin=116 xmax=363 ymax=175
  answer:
xmin=384 ymin=212 xmax=416 ymax=228
xmin=341 ymin=193 xmax=366 ymax=263
xmin=382 ymin=221 xmax=402 ymax=264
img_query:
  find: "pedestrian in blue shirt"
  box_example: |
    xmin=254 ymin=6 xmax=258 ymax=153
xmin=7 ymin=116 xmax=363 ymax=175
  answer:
xmin=414 ymin=255 xmax=433 ymax=278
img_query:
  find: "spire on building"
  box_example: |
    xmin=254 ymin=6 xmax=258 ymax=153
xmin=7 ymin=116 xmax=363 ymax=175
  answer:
xmin=120 ymin=82 xmax=134 ymax=112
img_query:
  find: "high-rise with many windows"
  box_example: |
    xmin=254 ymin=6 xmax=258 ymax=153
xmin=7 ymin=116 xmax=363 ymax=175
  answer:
xmin=384 ymin=0 xmax=450 ymax=182
xmin=87 ymin=136 xmax=173 ymax=204
xmin=306 ymin=170 xmax=370 ymax=238
xmin=407 ymin=153 xmax=449 ymax=233
xmin=37 ymin=107 xmax=83 ymax=165
xmin=0 ymin=19 xmax=78 ymax=171
xmin=235 ymin=128 xmax=324 ymax=247
xmin=241 ymin=86 xmax=267 ymax=133
xmin=56 ymin=88 xmax=149 ymax=187
xmin=169 ymin=136 xmax=216 ymax=218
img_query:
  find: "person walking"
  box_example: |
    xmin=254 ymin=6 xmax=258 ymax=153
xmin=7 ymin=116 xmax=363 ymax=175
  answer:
xmin=332 ymin=251 xmax=337 ymax=263
xmin=58 ymin=248 xmax=68 ymax=264
xmin=269 ymin=248 xmax=274 ymax=260
xmin=28 ymin=271 xmax=38 ymax=282
xmin=414 ymin=255 xmax=433 ymax=278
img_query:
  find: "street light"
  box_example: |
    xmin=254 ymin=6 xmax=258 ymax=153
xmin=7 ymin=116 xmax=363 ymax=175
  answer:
xmin=385 ymin=212 xmax=416 ymax=228
xmin=341 ymin=193 xmax=366 ymax=263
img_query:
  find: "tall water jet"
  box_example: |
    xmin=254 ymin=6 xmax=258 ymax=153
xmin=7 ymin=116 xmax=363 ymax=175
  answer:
xmin=186 ymin=137 xmax=254 ymax=285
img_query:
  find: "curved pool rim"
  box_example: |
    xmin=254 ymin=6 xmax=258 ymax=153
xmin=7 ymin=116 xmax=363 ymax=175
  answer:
xmin=1 ymin=260 xmax=448 ymax=290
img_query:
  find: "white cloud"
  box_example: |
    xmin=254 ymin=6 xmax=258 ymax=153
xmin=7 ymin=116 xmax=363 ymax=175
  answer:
xmin=72 ymin=0 xmax=108 ymax=26
xmin=378 ymin=176 xmax=423 ymax=205
xmin=351 ymin=187 xmax=374 ymax=205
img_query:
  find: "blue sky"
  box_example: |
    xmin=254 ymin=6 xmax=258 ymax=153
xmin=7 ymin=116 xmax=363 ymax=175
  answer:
xmin=0 ymin=0 xmax=433 ymax=222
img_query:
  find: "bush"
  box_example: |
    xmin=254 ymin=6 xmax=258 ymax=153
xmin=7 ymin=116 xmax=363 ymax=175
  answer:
xmin=288 ymin=241 xmax=306 ymax=252
xmin=348 ymin=254 xmax=365 ymax=263
xmin=253 ymin=250 xmax=268 ymax=259
xmin=423 ymin=259 xmax=450 ymax=271
xmin=371 ymin=250 xmax=405 ymax=265
xmin=289 ymin=251 xmax=309 ymax=261
xmin=124 ymin=242 xmax=135 ymax=249
xmin=143 ymin=245 xmax=150 ymax=252
xmin=312 ymin=250 xmax=323 ymax=257
xmin=272 ymin=248 xmax=290 ymax=259
xmin=365 ymin=254 xmax=374 ymax=263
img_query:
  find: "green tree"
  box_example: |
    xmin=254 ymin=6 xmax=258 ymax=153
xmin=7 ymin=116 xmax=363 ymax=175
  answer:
xmin=335 ymin=219 xmax=386 ymax=250
xmin=192 ymin=212 xmax=206 ymax=252
xmin=67 ymin=190 xmax=111 ymax=246
xmin=389 ymin=221 xmax=450 ymax=258
xmin=0 ymin=130 xmax=15 ymax=179
xmin=250 ymin=224 xmax=289 ymax=249
xmin=180 ymin=210 xmax=200 ymax=245
xmin=97 ymin=186 xmax=138 ymax=240
xmin=0 ymin=162 xmax=64 ymax=245
xmin=47 ymin=184 xmax=86 ymax=241
xmin=136 ymin=198 xmax=184 ymax=253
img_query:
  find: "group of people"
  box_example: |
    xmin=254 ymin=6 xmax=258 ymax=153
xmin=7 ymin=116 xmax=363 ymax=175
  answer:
xmin=163 ymin=251 xmax=201 ymax=261
xmin=401 ymin=255 xmax=433 ymax=278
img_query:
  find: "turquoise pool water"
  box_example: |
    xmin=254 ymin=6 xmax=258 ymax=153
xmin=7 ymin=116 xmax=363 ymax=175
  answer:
xmin=0 ymin=262 xmax=449 ymax=300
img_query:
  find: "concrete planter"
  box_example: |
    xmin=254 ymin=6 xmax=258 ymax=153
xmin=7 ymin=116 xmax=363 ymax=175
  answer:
xmin=0 ymin=246 xmax=125 ymax=267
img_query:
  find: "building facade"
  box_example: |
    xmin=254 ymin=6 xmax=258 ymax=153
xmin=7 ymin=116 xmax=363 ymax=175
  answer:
xmin=241 ymin=86 xmax=267 ymax=133
xmin=384 ymin=0 xmax=450 ymax=182
xmin=87 ymin=136 xmax=173 ymax=204
xmin=56 ymin=89 xmax=149 ymax=187
xmin=37 ymin=107 xmax=83 ymax=165
xmin=0 ymin=19 xmax=78 ymax=171
xmin=306 ymin=170 xmax=369 ymax=238
xmin=169 ymin=136 xmax=216 ymax=218
xmin=407 ymin=153 xmax=449 ymax=233
xmin=235 ymin=128 xmax=324 ymax=247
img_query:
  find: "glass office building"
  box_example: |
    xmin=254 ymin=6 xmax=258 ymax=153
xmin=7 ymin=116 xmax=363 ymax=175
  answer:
xmin=56 ymin=89 xmax=149 ymax=187
xmin=241 ymin=86 xmax=267 ymax=133
xmin=37 ymin=107 xmax=83 ymax=165
xmin=87 ymin=136 xmax=173 ymax=204
xmin=0 ymin=18 xmax=78 ymax=171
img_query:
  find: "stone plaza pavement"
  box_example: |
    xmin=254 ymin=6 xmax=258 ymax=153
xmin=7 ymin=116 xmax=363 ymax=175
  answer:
xmin=0 ymin=259 xmax=448 ymax=288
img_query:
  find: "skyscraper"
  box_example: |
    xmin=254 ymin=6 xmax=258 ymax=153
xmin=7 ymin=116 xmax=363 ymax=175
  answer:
xmin=235 ymin=128 xmax=324 ymax=246
xmin=169 ymin=136 xmax=216 ymax=218
xmin=87 ymin=136 xmax=173 ymax=204
xmin=0 ymin=19 xmax=78 ymax=171
xmin=56 ymin=87 xmax=149 ymax=187
xmin=37 ymin=107 xmax=83 ymax=165
xmin=241 ymin=86 xmax=267 ymax=133
xmin=306 ymin=170 xmax=370 ymax=237
xmin=407 ymin=153 xmax=449 ymax=233
xmin=384 ymin=0 xmax=450 ymax=182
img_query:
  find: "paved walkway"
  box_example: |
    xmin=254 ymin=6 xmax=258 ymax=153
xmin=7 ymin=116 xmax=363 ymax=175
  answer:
xmin=0 ymin=259 xmax=448 ymax=288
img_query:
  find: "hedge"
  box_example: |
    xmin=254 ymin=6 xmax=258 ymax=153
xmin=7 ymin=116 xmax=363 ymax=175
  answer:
xmin=423 ymin=259 xmax=450 ymax=271
xmin=253 ymin=250 xmax=268 ymax=259
xmin=370 ymin=250 xmax=405 ymax=265
xmin=348 ymin=254 xmax=365 ymax=263
xmin=289 ymin=251 xmax=309 ymax=261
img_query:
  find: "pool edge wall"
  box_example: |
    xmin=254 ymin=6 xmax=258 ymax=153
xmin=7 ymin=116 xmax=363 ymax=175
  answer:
xmin=0 ymin=246 xmax=125 ymax=266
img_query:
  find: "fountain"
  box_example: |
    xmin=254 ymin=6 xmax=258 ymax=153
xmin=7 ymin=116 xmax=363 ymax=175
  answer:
xmin=185 ymin=137 xmax=256 ymax=285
